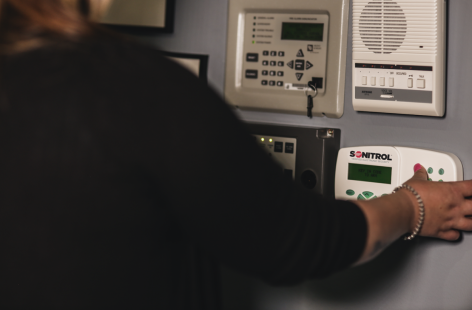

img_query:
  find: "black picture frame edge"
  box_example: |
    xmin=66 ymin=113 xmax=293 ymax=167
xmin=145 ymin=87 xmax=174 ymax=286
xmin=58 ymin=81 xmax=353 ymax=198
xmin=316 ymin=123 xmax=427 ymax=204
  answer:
xmin=159 ymin=51 xmax=209 ymax=84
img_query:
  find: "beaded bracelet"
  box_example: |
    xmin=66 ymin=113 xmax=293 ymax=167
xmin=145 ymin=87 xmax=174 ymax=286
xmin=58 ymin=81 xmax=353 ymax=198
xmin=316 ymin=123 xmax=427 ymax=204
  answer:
xmin=392 ymin=184 xmax=425 ymax=241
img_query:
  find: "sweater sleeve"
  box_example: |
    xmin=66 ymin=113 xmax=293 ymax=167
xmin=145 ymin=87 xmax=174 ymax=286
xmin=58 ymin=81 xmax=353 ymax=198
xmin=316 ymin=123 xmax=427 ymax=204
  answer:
xmin=110 ymin=46 xmax=368 ymax=285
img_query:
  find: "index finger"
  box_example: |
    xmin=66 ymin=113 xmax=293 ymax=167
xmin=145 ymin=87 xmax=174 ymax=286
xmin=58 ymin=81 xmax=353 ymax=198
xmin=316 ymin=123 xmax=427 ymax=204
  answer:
xmin=452 ymin=179 xmax=472 ymax=197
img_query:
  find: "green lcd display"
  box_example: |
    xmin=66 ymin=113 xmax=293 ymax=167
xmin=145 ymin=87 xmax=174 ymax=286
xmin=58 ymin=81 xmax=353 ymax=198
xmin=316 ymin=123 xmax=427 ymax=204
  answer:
xmin=281 ymin=23 xmax=324 ymax=41
xmin=348 ymin=163 xmax=392 ymax=185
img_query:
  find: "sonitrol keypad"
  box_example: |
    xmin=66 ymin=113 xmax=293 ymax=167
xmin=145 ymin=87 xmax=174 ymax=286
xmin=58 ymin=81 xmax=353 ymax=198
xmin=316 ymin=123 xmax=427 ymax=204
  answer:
xmin=242 ymin=12 xmax=329 ymax=94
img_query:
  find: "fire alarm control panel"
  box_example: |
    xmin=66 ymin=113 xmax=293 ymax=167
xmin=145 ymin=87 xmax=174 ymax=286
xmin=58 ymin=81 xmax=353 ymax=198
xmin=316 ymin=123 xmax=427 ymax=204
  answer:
xmin=225 ymin=0 xmax=350 ymax=118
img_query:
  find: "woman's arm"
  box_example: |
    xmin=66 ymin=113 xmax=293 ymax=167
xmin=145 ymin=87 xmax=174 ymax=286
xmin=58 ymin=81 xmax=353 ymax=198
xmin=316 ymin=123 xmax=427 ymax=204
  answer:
xmin=354 ymin=164 xmax=472 ymax=265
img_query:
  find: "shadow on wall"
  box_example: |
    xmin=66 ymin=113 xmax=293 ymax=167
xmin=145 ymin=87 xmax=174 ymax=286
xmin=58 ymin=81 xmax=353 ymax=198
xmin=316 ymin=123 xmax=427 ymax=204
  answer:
xmin=306 ymin=238 xmax=417 ymax=303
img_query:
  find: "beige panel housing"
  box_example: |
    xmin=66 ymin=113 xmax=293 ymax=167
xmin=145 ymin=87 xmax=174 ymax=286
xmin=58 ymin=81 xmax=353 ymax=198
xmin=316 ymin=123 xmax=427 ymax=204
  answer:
xmin=225 ymin=0 xmax=350 ymax=118
xmin=91 ymin=0 xmax=167 ymax=27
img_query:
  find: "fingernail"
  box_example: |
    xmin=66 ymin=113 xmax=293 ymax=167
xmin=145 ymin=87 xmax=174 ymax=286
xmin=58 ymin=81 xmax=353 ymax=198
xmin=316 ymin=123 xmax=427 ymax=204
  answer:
xmin=414 ymin=163 xmax=423 ymax=172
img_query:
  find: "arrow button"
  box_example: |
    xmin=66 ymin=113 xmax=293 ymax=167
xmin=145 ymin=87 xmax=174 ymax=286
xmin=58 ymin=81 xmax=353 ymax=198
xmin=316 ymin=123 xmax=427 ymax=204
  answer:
xmin=296 ymin=73 xmax=303 ymax=81
xmin=306 ymin=61 xmax=314 ymax=70
xmin=296 ymin=49 xmax=304 ymax=57
xmin=287 ymin=60 xmax=294 ymax=69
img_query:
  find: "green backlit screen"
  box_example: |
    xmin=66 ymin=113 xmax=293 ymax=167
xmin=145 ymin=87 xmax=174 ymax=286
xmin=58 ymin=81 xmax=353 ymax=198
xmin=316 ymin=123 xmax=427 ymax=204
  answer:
xmin=348 ymin=163 xmax=392 ymax=184
xmin=281 ymin=23 xmax=324 ymax=41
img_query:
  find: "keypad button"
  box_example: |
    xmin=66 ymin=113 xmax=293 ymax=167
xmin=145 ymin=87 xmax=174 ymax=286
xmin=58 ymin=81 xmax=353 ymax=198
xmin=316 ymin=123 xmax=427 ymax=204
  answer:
xmin=408 ymin=78 xmax=413 ymax=88
xmin=269 ymin=80 xmax=276 ymax=86
xmin=270 ymin=61 xmax=276 ymax=66
xmin=278 ymin=61 xmax=284 ymax=67
xmin=295 ymin=59 xmax=305 ymax=71
xmin=261 ymin=80 xmax=268 ymax=85
xmin=362 ymin=191 xmax=375 ymax=199
xmin=362 ymin=76 xmax=367 ymax=85
xmin=246 ymin=53 xmax=259 ymax=62
xmin=389 ymin=77 xmax=394 ymax=87
xmin=296 ymin=49 xmax=304 ymax=57
xmin=285 ymin=142 xmax=294 ymax=154
xmin=346 ymin=189 xmax=355 ymax=196
xmin=262 ymin=70 xmax=268 ymax=76
xmin=427 ymin=167 xmax=433 ymax=174
xmin=245 ymin=70 xmax=258 ymax=79
xmin=380 ymin=77 xmax=385 ymax=86
xmin=296 ymin=73 xmax=303 ymax=81
xmin=277 ymin=81 xmax=283 ymax=87
xmin=270 ymin=71 xmax=276 ymax=76
xmin=287 ymin=60 xmax=294 ymax=69
xmin=274 ymin=142 xmax=283 ymax=152
xmin=439 ymin=179 xmax=444 ymax=182
xmin=278 ymin=51 xmax=285 ymax=57
xmin=439 ymin=168 xmax=445 ymax=175
xmin=306 ymin=61 xmax=314 ymax=70
xmin=270 ymin=51 xmax=277 ymax=56
xmin=263 ymin=51 xmax=269 ymax=56
xmin=357 ymin=194 xmax=366 ymax=200
xmin=371 ymin=77 xmax=376 ymax=86
xmin=262 ymin=60 xmax=268 ymax=66
xmin=277 ymin=71 xmax=284 ymax=77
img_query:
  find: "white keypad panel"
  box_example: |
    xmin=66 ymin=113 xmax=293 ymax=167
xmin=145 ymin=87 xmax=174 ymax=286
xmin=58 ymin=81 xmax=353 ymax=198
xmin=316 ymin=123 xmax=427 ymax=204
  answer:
xmin=335 ymin=146 xmax=463 ymax=201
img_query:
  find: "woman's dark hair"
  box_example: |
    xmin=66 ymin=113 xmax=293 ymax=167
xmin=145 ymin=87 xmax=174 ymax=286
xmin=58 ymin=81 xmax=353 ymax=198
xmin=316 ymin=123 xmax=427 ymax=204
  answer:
xmin=0 ymin=0 xmax=92 ymax=53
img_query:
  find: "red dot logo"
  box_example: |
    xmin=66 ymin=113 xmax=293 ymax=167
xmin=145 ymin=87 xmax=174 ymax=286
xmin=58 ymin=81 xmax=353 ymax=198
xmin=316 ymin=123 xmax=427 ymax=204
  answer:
xmin=355 ymin=151 xmax=362 ymax=158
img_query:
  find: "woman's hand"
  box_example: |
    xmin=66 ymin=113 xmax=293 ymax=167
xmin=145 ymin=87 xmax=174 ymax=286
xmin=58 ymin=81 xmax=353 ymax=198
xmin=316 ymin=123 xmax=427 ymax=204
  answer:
xmin=404 ymin=164 xmax=472 ymax=241
xmin=353 ymin=164 xmax=472 ymax=266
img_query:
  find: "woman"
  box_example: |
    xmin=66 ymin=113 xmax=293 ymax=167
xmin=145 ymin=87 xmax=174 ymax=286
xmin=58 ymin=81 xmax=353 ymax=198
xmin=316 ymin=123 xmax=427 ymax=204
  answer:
xmin=0 ymin=0 xmax=471 ymax=309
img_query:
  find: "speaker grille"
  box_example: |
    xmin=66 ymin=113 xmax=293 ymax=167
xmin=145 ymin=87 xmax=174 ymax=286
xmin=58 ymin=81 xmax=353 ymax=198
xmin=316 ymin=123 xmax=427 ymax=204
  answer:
xmin=353 ymin=0 xmax=438 ymax=55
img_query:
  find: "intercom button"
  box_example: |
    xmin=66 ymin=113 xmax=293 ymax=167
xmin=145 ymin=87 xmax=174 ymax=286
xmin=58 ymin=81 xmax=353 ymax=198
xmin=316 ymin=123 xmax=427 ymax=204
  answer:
xmin=278 ymin=51 xmax=285 ymax=57
xmin=417 ymin=79 xmax=426 ymax=89
xmin=295 ymin=59 xmax=305 ymax=71
xmin=270 ymin=71 xmax=276 ymax=76
xmin=261 ymin=80 xmax=268 ymax=86
xmin=274 ymin=142 xmax=283 ymax=153
xmin=263 ymin=50 xmax=269 ymax=56
xmin=270 ymin=61 xmax=276 ymax=66
xmin=246 ymin=53 xmax=259 ymax=62
xmin=277 ymin=71 xmax=284 ymax=77
xmin=278 ymin=61 xmax=284 ymax=67
xmin=245 ymin=70 xmax=258 ymax=79
xmin=287 ymin=60 xmax=294 ymax=69
xmin=262 ymin=60 xmax=269 ymax=66
xmin=269 ymin=80 xmax=276 ymax=86
xmin=277 ymin=81 xmax=283 ymax=87
xmin=262 ymin=70 xmax=268 ymax=76
xmin=389 ymin=77 xmax=395 ymax=87
xmin=270 ymin=51 xmax=277 ymax=56
xmin=285 ymin=142 xmax=294 ymax=154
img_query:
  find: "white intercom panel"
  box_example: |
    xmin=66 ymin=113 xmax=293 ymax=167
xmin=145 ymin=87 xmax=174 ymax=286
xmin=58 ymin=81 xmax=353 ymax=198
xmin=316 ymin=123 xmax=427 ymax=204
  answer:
xmin=335 ymin=146 xmax=463 ymax=201
xmin=352 ymin=0 xmax=447 ymax=117
xmin=225 ymin=0 xmax=350 ymax=118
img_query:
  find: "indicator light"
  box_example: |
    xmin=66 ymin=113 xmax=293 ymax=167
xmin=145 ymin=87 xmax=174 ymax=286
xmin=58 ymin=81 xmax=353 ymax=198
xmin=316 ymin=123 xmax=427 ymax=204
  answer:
xmin=269 ymin=139 xmax=273 ymax=142
xmin=261 ymin=138 xmax=265 ymax=142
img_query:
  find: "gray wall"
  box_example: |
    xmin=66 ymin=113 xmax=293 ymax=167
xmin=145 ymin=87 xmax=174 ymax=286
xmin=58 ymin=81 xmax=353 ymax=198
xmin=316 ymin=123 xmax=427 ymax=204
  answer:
xmin=139 ymin=0 xmax=472 ymax=309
